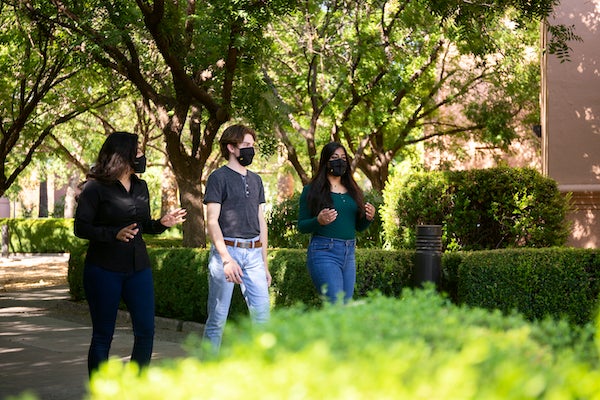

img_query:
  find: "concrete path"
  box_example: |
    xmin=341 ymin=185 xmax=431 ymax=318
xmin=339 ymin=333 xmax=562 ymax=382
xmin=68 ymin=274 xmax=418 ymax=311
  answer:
xmin=0 ymin=254 xmax=203 ymax=400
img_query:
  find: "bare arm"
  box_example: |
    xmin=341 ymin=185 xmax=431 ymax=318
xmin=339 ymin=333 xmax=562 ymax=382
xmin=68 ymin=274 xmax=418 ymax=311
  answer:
xmin=258 ymin=203 xmax=271 ymax=286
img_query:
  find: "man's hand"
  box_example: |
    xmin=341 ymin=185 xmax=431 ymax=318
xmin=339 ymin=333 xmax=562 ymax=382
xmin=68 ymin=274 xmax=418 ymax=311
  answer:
xmin=223 ymin=259 xmax=243 ymax=284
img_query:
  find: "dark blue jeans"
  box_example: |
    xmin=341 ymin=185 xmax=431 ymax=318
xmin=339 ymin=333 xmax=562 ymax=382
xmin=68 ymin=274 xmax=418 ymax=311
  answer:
xmin=83 ymin=263 xmax=155 ymax=376
xmin=306 ymin=235 xmax=356 ymax=303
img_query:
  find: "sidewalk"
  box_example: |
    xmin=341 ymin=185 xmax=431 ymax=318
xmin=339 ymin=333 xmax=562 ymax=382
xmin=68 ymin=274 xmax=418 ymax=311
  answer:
xmin=0 ymin=254 xmax=203 ymax=400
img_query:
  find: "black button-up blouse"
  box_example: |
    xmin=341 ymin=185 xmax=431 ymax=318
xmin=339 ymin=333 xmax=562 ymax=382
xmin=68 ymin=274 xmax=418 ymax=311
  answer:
xmin=74 ymin=175 xmax=167 ymax=272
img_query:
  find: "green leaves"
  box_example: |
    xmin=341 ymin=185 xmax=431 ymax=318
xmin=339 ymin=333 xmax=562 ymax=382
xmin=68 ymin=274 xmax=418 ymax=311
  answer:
xmin=384 ymin=167 xmax=571 ymax=251
xmin=260 ymin=0 xmax=547 ymax=191
xmin=90 ymin=287 xmax=600 ymax=399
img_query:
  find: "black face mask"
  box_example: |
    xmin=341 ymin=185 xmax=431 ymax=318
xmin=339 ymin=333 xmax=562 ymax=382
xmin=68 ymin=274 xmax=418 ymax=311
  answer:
xmin=237 ymin=147 xmax=255 ymax=167
xmin=133 ymin=155 xmax=146 ymax=173
xmin=327 ymin=158 xmax=347 ymax=176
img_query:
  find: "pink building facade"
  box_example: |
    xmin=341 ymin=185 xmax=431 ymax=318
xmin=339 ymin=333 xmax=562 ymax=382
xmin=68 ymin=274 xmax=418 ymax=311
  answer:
xmin=543 ymin=0 xmax=600 ymax=247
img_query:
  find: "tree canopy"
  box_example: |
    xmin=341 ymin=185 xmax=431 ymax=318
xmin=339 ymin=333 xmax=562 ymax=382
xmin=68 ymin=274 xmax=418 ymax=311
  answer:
xmin=0 ymin=1 xmax=119 ymax=198
xmin=0 ymin=0 xmax=578 ymax=246
xmin=260 ymin=0 xmax=544 ymax=190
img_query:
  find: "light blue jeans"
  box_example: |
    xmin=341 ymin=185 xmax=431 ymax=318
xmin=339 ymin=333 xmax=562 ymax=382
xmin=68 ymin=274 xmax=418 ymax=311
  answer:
xmin=203 ymin=237 xmax=270 ymax=350
xmin=307 ymin=235 xmax=356 ymax=304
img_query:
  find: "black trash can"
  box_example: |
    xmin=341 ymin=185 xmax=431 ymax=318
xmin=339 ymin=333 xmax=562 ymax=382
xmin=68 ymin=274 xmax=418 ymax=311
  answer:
xmin=413 ymin=225 xmax=442 ymax=287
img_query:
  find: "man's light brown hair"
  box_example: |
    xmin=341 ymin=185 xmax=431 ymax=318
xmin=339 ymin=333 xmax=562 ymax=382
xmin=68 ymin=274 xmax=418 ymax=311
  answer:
xmin=219 ymin=124 xmax=256 ymax=160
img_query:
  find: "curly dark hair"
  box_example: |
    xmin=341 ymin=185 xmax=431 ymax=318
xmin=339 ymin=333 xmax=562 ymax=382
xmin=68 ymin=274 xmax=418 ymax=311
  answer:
xmin=87 ymin=131 xmax=138 ymax=182
xmin=306 ymin=142 xmax=365 ymax=218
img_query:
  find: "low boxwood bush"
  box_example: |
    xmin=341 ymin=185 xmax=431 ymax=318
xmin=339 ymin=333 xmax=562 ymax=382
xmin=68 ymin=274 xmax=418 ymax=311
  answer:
xmin=69 ymin=246 xmax=600 ymax=326
xmin=68 ymin=247 xmax=417 ymax=322
xmin=382 ymin=167 xmax=571 ymax=251
xmin=458 ymin=248 xmax=599 ymax=325
xmin=69 ymin=246 xmax=249 ymax=322
xmin=85 ymin=288 xmax=600 ymax=399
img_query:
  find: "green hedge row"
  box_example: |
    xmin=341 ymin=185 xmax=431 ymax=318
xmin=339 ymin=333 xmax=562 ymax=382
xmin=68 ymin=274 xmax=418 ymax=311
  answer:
xmin=68 ymin=245 xmax=600 ymax=326
xmin=4 ymin=217 xmax=598 ymax=326
xmin=0 ymin=218 xmax=86 ymax=253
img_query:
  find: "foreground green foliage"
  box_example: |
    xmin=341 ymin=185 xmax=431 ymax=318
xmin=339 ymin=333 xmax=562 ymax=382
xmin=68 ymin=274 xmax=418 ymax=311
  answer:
xmin=86 ymin=288 xmax=600 ymax=399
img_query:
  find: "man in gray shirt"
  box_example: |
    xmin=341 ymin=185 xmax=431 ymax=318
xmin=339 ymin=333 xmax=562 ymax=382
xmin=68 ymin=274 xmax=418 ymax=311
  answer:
xmin=202 ymin=124 xmax=271 ymax=350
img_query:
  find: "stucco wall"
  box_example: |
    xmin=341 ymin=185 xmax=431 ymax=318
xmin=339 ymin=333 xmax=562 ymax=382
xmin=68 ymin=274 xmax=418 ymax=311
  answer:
xmin=543 ymin=0 xmax=600 ymax=247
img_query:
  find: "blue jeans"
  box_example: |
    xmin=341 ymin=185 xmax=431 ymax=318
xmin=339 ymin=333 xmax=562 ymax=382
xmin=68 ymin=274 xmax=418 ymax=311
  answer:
xmin=83 ymin=263 xmax=155 ymax=376
xmin=307 ymin=235 xmax=356 ymax=304
xmin=203 ymin=238 xmax=270 ymax=350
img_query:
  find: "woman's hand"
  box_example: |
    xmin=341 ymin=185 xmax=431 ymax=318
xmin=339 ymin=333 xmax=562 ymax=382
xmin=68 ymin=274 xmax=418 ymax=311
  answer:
xmin=365 ymin=202 xmax=376 ymax=221
xmin=117 ymin=223 xmax=139 ymax=242
xmin=160 ymin=208 xmax=187 ymax=227
xmin=318 ymin=208 xmax=338 ymax=225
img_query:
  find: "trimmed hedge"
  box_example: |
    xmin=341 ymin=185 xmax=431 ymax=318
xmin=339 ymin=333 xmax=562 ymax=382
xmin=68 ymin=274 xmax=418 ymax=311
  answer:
xmin=4 ymin=217 xmax=599 ymax=326
xmin=0 ymin=218 xmax=86 ymax=253
xmin=68 ymin=247 xmax=415 ymax=322
xmin=458 ymin=248 xmax=600 ymax=325
xmin=68 ymin=245 xmax=600 ymax=326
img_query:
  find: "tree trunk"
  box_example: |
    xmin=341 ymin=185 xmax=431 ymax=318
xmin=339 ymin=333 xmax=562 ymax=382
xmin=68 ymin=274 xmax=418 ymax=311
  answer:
xmin=38 ymin=179 xmax=48 ymax=218
xmin=178 ymin=176 xmax=206 ymax=248
xmin=161 ymin=162 xmax=179 ymax=216
xmin=63 ymin=171 xmax=80 ymax=218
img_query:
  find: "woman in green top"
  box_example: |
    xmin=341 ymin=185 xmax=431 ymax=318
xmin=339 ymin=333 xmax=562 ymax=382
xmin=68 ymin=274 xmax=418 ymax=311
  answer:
xmin=298 ymin=142 xmax=376 ymax=303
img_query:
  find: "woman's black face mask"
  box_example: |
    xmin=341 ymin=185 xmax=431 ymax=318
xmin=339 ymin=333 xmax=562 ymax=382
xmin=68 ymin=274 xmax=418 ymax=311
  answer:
xmin=327 ymin=158 xmax=347 ymax=176
xmin=133 ymin=155 xmax=146 ymax=173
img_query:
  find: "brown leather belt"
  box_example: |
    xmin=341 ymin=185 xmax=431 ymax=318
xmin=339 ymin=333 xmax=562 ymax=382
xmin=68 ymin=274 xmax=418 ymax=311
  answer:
xmin=224 ymin=239 xmax=262 ymax=248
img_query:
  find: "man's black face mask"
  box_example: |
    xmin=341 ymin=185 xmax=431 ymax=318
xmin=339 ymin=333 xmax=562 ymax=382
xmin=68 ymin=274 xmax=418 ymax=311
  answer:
xmin=237 ymin=147 xmax=255 ymax=167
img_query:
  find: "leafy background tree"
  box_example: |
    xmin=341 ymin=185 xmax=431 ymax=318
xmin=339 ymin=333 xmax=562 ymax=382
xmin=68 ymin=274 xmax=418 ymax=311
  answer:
xmin=0 ymin=1 xmax=118 ymax=199
xmin=0 ymin=0 xmax=579 ymax=248
xmin=23 ymin=0 xmax=295 ymax=247
xmin=260 ymin=0 xmax=548 ymax=192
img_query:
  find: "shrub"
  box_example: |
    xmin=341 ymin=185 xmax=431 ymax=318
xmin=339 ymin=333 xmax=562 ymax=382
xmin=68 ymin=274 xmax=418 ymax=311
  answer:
xmin=69 ymin=246 xmax=249 ymax=322
xmin=69 ymin=246 xmax=600 ymax=326
xmin=383 ymin=167 xmax=571 ymax=251
xmin=0 ymin=218 xmax=86 ymax=253
xmin=265 ymin=192 xmax=307 ymax=249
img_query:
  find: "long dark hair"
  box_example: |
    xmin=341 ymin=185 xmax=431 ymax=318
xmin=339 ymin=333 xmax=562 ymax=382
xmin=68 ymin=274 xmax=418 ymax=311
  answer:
xmin=87 ymin=131 xmax=138 ymax=183
xmin=306 ymin=142 xmax=365 ymax=218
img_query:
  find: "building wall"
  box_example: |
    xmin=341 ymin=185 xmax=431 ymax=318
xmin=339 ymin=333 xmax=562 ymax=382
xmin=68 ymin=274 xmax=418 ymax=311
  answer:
xmin=543 ymin=0 xmax=600 ymax=247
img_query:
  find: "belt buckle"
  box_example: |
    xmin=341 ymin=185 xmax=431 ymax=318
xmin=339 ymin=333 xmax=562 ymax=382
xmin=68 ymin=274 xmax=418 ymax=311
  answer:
xmin=238 ymin=241 xmax=252 ymax=248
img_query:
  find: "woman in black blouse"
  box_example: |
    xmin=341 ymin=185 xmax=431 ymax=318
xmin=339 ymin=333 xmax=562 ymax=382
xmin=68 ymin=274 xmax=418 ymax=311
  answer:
xmin=74 ymin=132 xmax=186 ymax=377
